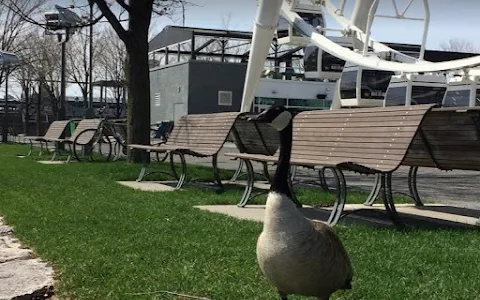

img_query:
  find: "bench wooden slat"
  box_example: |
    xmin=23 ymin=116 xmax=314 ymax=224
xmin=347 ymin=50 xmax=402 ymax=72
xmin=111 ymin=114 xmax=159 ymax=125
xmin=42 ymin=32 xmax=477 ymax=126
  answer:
xmin=69 ymin=119 xmax=102 ymax=144
xmin=133 ymin=112 xmax=242 ymax=157
xmin=228 ymin=104 xmax=436 ymax=174
xmin=231 ymin=115 xmax=279 ymax=156
xmin=26 ymin=120 xmax=72 ymax=141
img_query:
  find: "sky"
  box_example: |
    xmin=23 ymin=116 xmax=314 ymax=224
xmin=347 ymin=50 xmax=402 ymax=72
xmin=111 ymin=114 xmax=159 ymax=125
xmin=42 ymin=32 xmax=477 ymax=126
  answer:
xmin=152 ymin=0 xmax=480 ymax=50
xmin=3 ymin=0 xmax=480 ymax=98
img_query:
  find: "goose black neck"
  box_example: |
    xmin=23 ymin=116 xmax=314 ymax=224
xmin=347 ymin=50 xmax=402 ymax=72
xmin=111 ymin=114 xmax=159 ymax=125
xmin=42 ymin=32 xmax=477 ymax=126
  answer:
xmin=270 ymin=122 xmax=293 ymax=197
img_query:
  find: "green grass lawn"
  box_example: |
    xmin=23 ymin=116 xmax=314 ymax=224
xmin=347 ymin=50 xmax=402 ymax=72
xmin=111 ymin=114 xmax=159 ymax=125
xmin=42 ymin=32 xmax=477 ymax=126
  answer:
xmin=0 ymin=144 xmax=479 ymax=300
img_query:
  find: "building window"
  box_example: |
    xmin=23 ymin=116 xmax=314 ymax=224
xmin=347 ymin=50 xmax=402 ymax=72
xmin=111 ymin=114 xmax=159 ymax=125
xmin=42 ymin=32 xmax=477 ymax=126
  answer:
xmin=218 ymin=90 xmax=233 ymax=106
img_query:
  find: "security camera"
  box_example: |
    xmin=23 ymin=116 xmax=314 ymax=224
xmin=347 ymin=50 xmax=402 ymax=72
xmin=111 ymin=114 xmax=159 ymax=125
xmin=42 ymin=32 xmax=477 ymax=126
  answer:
xmin=0 ymin=50 xmax=20 ymax=67
xmin=44 ymin=5 xmax=82 ymax=30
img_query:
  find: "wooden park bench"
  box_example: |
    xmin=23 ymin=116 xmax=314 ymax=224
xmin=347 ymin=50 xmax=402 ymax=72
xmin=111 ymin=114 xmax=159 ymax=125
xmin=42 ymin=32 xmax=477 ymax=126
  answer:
xmin=42 ymin=118 xmax=103 ymax=162
xmin=394 ymin=106 xmax=480 ymax=218
xmin=225 ymin=104 xmax=440 ymax=226
xmin=22 ymin=120 xmax=72 ymax=156
xmin=228 ymin=113 xmax=280 ymax=182
xmin=129 ymin=112 xmax=243 ymax=190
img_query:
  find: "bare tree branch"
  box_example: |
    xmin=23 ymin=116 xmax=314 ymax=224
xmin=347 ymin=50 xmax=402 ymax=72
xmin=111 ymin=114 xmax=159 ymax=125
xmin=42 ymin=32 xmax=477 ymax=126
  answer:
xmin=92 ymin=0 xmax=128 ymax=43
xmin=115 ymin=0 xmax=130 ymax=12
xmin=439 ymin=38 xmax=480 ymax=54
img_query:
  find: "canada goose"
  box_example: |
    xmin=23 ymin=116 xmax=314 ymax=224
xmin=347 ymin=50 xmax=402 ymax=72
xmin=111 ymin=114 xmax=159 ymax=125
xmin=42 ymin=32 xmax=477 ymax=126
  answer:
xmin=249 ymin=105 xmax=353 ymax=300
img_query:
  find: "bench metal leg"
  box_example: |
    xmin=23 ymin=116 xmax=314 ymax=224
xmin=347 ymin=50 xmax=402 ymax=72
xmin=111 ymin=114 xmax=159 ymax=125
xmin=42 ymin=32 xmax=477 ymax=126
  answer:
xmin=135 ymin=151 xmax=186 ymax=190
xmin=230 ymin=160 xmax=244 ymax=182
xmin=290 ymin=165 xmax=297 ymax=183
xmin=408 ymin=166 xmax=424 ymax=206
xmin=237 ymin=159 xmax=255 ymax=207
xmin=169 ymin=152 xmax=180 ymax=180
xmin=212 ymin=154 xmax=223 ymax=189
xmin=65 ymin=143 xmax=72 ymax=163
xmin=288 ymin=169 xmax=302 ymax=208
xmin=327 ymin=168 xmax=347 ymax=226
xmin=39 ymin=141 xmax=46 ymax=156
xmin=318 ymin=167 xmax=331 ymax=191
xmin=364 ymin=173 xmax=382 ymax=206
xmin=42 ymin=141 xmax=51 ymax=156
xmin=27 ymin=139 xmax=34 ymax=156
xmin=136 ymin=150 xmax=151 ymax=182
xmin=137 ymin=164 xmax=148 ymax=182
xmin=381 ymin=173 xmax=402 ymax=225
xmin=262 ymin=162 xmax=271 ymax=182
xmin=173 ymin=153 xmax=187 ymax=189
xmin=50 ymin=142 xmax=59 ymax=161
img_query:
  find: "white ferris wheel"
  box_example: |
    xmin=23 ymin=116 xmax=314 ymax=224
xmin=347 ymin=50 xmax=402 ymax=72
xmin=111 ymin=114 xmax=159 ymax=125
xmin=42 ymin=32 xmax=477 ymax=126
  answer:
xmin=241 ymin=0 xmax=480 ymax=111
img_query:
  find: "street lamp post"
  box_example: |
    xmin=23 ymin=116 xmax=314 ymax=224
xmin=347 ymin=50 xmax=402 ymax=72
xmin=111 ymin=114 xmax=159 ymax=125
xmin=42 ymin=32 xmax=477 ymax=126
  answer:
xmin=44 ymin=5 xmax=82 ymax=121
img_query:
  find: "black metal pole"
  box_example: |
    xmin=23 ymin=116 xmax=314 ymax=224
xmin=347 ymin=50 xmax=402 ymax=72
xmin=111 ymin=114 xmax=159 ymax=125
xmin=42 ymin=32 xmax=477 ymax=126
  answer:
xmin=59 ymin=30 xmax=70 ymax=121
xmin=59 ymin=36 xmax=67 ymax=120
xmin=2 ymin=69 xmax=9 ymax=142
xmin=88 ymin=0 xmax=94 ymax=109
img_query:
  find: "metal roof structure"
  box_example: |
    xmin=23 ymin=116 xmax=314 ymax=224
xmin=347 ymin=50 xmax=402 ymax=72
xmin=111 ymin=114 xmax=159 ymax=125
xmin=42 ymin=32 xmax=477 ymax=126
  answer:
xmin=149 ymin=26 xmax=254 ymax=52
xmin=147 ymin=25 xmax=478 ymax=72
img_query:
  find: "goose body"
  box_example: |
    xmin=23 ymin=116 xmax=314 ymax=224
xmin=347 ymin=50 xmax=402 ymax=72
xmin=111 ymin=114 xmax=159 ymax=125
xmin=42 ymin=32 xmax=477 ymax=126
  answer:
xmin=249 ymin=105 xmax=353 ymax=300
xmin=257 ymin=192 xmax=353 ymax=299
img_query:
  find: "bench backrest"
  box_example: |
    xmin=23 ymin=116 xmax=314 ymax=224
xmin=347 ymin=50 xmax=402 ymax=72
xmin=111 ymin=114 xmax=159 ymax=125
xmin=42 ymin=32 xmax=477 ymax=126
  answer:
xmin=43 ymin=120 xmax=72 ymax=140
xmin=290 ymin=104 xmax=435 ymax=173
xmin=403 ymin=106 xmax=480 ymax=171
xmin=231 ymin=114 xmax=279 ymax=156
xmin=69 ymin=118 xmax=102 ymax=144
xmin=166 ymin=112 xmax=242 ymax=156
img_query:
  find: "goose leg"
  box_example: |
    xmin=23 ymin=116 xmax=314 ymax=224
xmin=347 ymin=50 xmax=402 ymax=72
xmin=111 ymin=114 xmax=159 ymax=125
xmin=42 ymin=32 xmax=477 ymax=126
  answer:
xmin=278 ymin=290 xmax=288 ymax=300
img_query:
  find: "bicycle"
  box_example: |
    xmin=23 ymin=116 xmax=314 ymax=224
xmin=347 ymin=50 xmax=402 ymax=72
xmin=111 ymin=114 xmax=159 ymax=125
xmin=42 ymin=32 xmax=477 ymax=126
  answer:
xmin=72 ymin=106 xmax=127 ymax=162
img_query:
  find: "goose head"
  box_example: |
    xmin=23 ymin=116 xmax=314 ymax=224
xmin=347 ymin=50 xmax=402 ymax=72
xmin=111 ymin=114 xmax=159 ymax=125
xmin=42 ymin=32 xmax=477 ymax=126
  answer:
xmin=248 ymin=105 xmax=293 ymax=131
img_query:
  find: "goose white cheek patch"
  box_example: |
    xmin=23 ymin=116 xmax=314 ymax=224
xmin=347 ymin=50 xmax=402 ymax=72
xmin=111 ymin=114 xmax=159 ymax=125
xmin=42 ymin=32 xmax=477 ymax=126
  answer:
xmin=269 ymin=111 xmax=292 ymax=131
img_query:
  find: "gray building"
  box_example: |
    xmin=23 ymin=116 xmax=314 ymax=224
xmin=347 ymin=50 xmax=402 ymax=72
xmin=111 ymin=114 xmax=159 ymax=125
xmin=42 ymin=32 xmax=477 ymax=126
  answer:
xmin=150 ymin=60 xmax=247 ymax=123
xmin=148 ymin=26 xmax=305 ymax=123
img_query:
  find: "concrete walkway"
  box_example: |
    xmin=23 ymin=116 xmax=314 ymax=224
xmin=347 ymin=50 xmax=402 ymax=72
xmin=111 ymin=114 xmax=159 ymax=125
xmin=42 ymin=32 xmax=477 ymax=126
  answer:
xmin=190 ymin=144 xmax=480 ymax=210
xmin=195 ymin=203 xmax=480 ymax=229
xmin=0 ymin=217 xmax=54 ymax=300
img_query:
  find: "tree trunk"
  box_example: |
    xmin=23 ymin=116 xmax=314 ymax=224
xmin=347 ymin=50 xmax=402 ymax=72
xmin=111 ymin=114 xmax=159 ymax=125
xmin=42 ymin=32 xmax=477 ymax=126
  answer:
xmin=125 ymin=6 xmax=152 ymax=163
xmin=82 ymin=88 xmax=88 ymax=108
xmin=36 ymin=85 xmax=41 ymax=136
xmin=115 ymin=87 xmax=122 ymax=118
